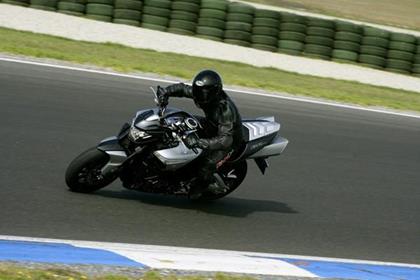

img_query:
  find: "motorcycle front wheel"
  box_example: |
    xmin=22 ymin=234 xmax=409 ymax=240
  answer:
xmin=65 ymin=147 xmax=117 ymax=193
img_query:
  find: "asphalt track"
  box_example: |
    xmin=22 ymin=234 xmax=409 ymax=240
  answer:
xmin=0 ymin=60 xmax=419 ymax=264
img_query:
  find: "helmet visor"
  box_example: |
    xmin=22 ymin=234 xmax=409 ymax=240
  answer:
xmin=195 ymin=85 xmax=216 ymax=104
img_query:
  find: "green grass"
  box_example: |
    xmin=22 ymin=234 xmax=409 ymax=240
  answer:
xmin=0 ymin=264 xmax=255 ymax=280
xmin=245 ymin=0 xmax=420 ymax=31
xmin=1 ymin=27 xmax=420 ymax=112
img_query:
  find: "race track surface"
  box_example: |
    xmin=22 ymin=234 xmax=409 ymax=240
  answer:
xmin=0 ymin=60 xmax=419 ymax=264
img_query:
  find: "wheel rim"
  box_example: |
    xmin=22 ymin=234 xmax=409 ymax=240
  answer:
xmin=220 ymin=168 xmax=239 ymax=188
xmin=77 ymin=165 xmax=104 ymax=186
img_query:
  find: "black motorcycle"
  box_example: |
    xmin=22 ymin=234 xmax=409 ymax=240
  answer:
xmin=65 ymin=87 xmax=289 ymax=200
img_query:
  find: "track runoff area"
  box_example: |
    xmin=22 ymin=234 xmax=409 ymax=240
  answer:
xmin=0 ymin=57 xmax=419 ymax=279
xmin=1 ymin=56 xmax=419 ymax=120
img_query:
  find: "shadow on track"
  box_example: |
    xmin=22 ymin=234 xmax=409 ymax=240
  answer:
xmin=95 ymin=189 xmax=298 ymax=218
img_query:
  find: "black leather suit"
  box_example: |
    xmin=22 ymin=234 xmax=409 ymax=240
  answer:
xmin=165 ymin=83 xmax=243 ymax=186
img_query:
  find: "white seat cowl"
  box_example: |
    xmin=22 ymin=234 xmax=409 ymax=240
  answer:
xmin=242 ymin=121 xmax=280 ymax=141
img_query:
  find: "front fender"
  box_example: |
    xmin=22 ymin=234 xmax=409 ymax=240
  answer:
xmin=97 ymin=136 xmax=127 ymax=176
xmin=97 ymin=136 xmax=126 ymax=152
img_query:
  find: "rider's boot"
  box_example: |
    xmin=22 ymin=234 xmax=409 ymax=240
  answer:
xmin=207 ymin=173 xmax=228 ymax=194
xmin=188 ymin=174 xmax=225 ymax=199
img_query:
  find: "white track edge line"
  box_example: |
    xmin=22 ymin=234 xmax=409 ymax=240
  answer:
xmin=1 ymin=56 xmax=420 ymax=120
xmin=1 ymin=235 xmax=419 ymax=269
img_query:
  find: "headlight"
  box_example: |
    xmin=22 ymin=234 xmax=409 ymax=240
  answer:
xmin=128 ymin=127 xmax=151 ymax=142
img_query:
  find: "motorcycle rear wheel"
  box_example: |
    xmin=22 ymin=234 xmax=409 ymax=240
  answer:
xmin=65 ymin=147 xmax=117 ymax=193
xmin=196 ymin=161 xmax=248 ymax=201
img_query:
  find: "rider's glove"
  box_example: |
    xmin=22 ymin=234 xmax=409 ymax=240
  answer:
xmin=184 ymin=134 xmax=209 ymax=150
xmin=196 ymin=139 xmax=209 ymax=149
xmin=184 ymin=133 xmax=200 ymax=149
xmin=157 ymin=86 xmax=169 ymax=107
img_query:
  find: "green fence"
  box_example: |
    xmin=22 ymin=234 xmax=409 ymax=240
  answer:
xmin=2 ymin=0 xmax=420 ymax=77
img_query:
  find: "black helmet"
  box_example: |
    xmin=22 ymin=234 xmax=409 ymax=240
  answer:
xmin=192 ymin=70 xmax=223 ymax=106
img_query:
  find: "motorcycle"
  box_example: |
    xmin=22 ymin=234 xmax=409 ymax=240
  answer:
xmin=65 ymin=87 xmax=289 ymax=201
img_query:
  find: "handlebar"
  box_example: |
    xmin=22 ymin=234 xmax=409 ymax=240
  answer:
xmin=151 ymin=86 xmax=167 ymax=121
xmin=158 ymin=106 xmax=166 ymax=119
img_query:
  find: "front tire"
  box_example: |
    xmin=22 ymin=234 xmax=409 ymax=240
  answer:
xmin=65 ymin=147 xmax=117 ymax=193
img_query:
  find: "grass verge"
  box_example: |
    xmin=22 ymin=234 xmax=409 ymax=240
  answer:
xmin=245 ymin=0 xmax=420 ymax=31
xmin=1 ymin=27 xmax=420 ymax=112
xmin=0 ymin=263 xmax=255 ymax=280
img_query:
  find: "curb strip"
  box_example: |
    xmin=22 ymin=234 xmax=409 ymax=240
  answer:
xmin=1 ymin=236 xmax=420 ymax=279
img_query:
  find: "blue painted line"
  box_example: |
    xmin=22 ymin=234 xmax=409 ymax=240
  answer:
xmin=0 ymin=240 xmax=146 ymax=268
xmin=277 ymin=258 xmax=420 ymax=280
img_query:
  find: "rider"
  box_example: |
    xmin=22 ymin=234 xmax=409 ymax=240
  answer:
xmin=158 ymin=70 xmax=243 ymax=198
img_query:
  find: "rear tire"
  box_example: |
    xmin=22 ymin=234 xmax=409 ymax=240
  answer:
xmin=196 ymin=161 xmax=248 ymax=201
xmin=65 ymin=147 xmax=117 ymax=193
